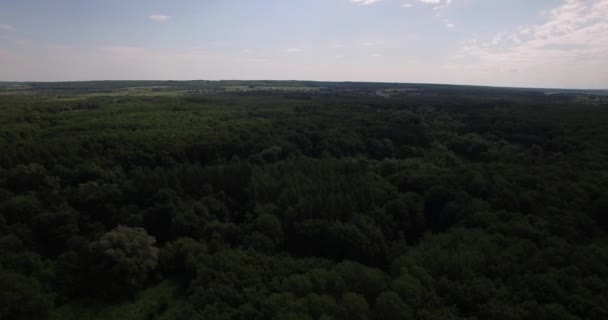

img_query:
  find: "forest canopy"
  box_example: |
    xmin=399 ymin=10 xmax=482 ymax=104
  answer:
xmin=0 ymin=81 xmax=607 ymax=320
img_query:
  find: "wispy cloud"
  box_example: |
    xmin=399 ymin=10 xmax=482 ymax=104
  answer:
xmin=355 ymin=0 xmax=454 ymax=9
xmin=407 ymin=0 xmax=456 ymax=26
xmin=410 ymin=0 xmax=454 ymax=10
xmin=432 ymin=0 xmax=454 ymax=10
xmin=351 ymin=0 xmax=383 ymax=5
xmin=0 ymin=23 xmax=15 ymax=31
xmin=148 ymin=15 xmax=170 ymax=22
xmin=456 ymin=0 xmax=608 ymax=88
xmin=461 ymin=0 xmax=608 ymax=63
xmin=287 ymin=48 xmax=302 ymax=53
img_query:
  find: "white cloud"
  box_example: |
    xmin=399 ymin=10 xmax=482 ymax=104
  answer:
xmin=433 ymin=0 xmax=454 ymax=10
xmin=406 ymin=0 xmax=455 ymax=29
xmin=0 ymin=23 xmax=15 ymax=31
xmin=354 ymin=0 xmax=453 ymax=9
xmin=287 ymin=48 xmax=301 ymax=53
xmin=351 ymin=0 xmax=383 ymax=5
xmin=410 ymin=0 xmax=454 ymax=10
xmin=148 ymin=15 xmax=170 ymax=22
xmin=456 ymin=0 xmax=608 ymax=88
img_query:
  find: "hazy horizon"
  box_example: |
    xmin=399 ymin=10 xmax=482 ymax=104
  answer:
xmin=1 ymin=0 xmax=607 ymax=89
xmin=3 ymin=79 xmax=608 ymax=92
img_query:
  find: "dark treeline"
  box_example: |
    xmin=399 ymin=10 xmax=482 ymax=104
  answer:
xmin=1 ymin=83 xmax=608 ymax=320
xmin=15 ymin=80 xmax=606 ymax=95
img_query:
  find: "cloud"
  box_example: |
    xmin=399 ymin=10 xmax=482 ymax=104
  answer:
xmin=287 ymin=48 xmax=301 ymax=53
xmin=148 ymin=15 xmax=170 ymax=22
xmin=411 ymin=0 xmax=454 ymax=10
xmin=456 ymin=0 xmax=608 ymax=88
xmin=0 ymin=23 xmax=15 ymax=31
xmin=355 ymin=0 xmax=453 ymax=9
xmin=417 ymin=1 xmax=455 ymax=29
xmin=351 ymin=0 xmax=383 ymax=5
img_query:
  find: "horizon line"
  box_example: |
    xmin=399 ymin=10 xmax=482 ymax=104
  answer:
xmin=1 ymin=79 xmax=607 ymax=92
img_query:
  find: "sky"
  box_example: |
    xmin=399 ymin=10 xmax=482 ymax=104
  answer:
xmin=0 ymin=0 xmax=606 ymax=89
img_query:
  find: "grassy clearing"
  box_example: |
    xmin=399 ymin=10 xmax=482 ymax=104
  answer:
xmin=45 ymin=87 xmax=186 ymax=100
xmin=0 ymin=90 xmax=36 ymax=96
xmin=81 ymin=87 xmax=188 ymax=97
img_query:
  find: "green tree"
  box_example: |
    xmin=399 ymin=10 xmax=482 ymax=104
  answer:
xmin=385 ymin=192 xmax=425 ymax=241
xmin=339 ymin=292 xmax=369 ymax=320
xmin=373 ymin=291 xmax=412 ymax=320
xmin=6 ymin=163 xmax=56 ymax=193
xmin=592 ymin=195 xmax=608 ymax=230
xmin=0 ymin=268 xmax=53 ymax=320
xmin=31 ymin=206 xmax=79 ymax=256
xmin=88 ymin=226 xmax=158 ymax=297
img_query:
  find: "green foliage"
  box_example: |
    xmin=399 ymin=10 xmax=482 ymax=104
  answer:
xmin=373 ymin=291 xmax=412 ymax=320
xmin=1 ymin=81 xmax=608 ymax=319
xmin=88 ymin=226 xmax=159 ymax=298
xmin=0 ymin=268 xmax=53 ymax=320
xmin=50 ymin=280 xmax=179 ymax=320
xmin=339 ymin=292 xmax=369 ymax=320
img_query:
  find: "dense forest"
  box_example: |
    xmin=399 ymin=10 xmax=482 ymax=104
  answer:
xmin=1 ymin=81 xmax=608 ymax=320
